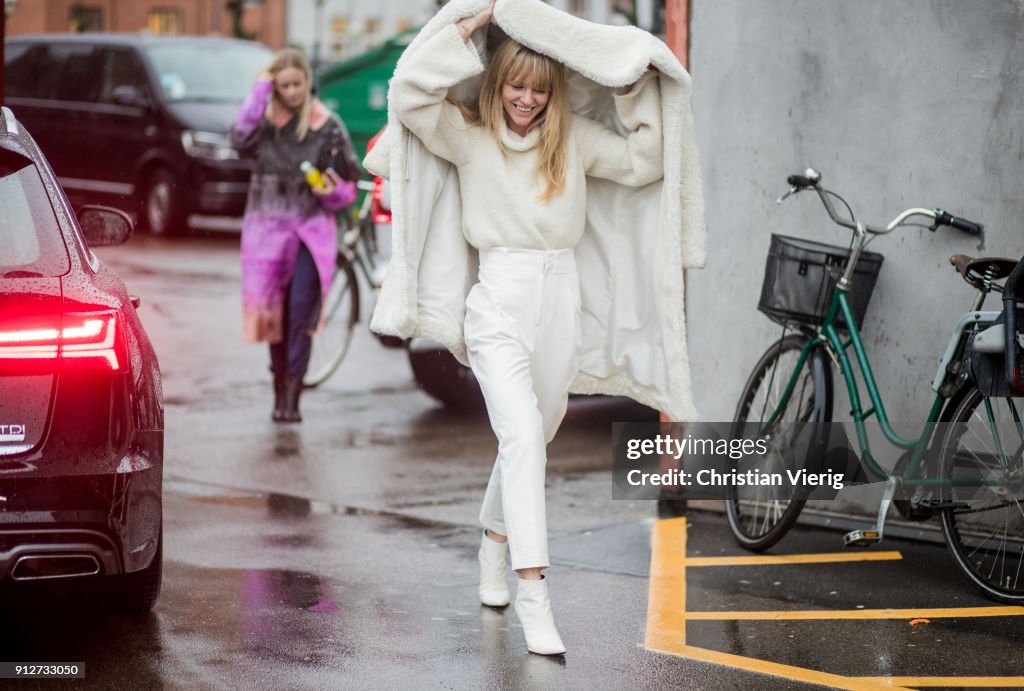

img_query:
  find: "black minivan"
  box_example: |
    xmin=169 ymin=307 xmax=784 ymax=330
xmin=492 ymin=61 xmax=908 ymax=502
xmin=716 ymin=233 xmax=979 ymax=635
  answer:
xmin=4 ymin=33 xmax=273 ymax=235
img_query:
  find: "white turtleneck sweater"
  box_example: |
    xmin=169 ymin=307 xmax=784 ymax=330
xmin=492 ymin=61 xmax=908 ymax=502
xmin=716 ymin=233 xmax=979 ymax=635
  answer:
xmin=390 ymin=23 xmax=664 ymax=251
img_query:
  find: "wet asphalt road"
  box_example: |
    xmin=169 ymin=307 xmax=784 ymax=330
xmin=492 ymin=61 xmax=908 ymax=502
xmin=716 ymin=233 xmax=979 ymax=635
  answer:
xmin=2 ymin=233 xmax=1022 ymax=689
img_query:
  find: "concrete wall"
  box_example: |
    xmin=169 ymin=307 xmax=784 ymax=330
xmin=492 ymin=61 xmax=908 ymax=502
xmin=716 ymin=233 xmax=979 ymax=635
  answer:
xmin=686 ymin=0 xmax=1024 ymax=512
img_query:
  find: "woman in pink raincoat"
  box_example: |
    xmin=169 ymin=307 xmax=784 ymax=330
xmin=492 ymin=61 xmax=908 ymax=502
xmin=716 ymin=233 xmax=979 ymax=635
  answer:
xmin=232 ymin=49 xmax=359 ymax=422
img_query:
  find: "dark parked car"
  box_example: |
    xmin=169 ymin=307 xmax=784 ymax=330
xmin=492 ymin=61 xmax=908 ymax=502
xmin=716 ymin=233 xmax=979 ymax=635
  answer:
xmin=360 ymin=132 xmax=482 ymax=407
xmin=0 ymin=106 xmax=164 ymax=614
xmin=4 ymin=33 xmax=273 ymax=235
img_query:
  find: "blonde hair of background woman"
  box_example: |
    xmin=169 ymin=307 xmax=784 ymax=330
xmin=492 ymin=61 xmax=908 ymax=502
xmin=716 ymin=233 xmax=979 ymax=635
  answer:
xmin=264 ymin=48 xmax=314 ymax=141
xmin=454 ymin=39 xmax=570 ymax=202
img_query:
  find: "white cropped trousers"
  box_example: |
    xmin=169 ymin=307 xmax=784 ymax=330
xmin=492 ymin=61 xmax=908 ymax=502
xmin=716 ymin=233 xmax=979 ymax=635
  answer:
xmin=465 ymin=248 xmax=581 ymax=571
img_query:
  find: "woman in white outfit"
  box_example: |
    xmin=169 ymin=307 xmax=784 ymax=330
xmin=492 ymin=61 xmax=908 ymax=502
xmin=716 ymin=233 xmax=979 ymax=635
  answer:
xmin=389 ymin=0 xmax=663 ymax=655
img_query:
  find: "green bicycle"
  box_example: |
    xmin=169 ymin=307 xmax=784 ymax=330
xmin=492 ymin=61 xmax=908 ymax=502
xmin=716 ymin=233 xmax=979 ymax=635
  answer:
xmin=725 ymin=168 xmax=1024 ymax=603
xmin=303 ymin=181 xmax=384 ymax=388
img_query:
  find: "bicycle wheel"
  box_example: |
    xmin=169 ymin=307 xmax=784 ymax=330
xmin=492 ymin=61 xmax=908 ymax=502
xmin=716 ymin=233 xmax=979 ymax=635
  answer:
xmin=938 ymin=386 xmax=1024 ymax=603
xmin=303 ymin=254 xmax=359 ymax=388
xmin=725 ymin=333 xmax=832 ymax=551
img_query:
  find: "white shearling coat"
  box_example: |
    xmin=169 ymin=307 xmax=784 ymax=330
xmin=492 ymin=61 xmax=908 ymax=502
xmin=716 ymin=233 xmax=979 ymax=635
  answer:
xmin=366 ymin=0 xmax=707 ymax=421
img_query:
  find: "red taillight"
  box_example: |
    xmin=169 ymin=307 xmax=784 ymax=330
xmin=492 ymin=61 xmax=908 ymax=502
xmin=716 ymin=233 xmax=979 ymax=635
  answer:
xmin=371 ymin=176 xmax=392 ymax=224
xmin=0 ymin=313 xmax=122 ymax=371
xmin=62 ymin=315 xmax=121 ymax=369
xmin=366 ymin=130 xmax=393 ymax=224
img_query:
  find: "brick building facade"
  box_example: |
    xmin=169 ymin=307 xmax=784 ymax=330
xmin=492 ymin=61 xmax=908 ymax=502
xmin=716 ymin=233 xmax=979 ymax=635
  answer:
xmin=7 ymin=0 xmax=287 ymax=49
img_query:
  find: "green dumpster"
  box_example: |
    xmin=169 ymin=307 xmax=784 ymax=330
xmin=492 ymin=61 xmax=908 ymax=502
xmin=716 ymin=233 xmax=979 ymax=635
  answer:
xmin=318 ymin=27 xmax=418 ymax=169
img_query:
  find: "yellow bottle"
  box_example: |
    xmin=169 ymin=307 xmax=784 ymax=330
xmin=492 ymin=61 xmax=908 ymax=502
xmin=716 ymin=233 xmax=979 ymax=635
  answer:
xmin=300 ymin=161 xmax=325 ymax=191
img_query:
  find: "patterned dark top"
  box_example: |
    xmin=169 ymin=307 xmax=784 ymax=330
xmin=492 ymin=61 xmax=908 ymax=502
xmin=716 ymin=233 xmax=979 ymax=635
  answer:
xmin=231 ymin=93 xmax=360 ymax=219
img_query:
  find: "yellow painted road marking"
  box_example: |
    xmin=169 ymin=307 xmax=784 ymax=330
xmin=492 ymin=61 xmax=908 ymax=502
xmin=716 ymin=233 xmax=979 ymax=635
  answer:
xmin=643 ymin=517 xmax=1023 ymax=688
xmin=683 ymin=551 xmax=903 ymax=567
xmin=685 ymin=606 xmax=1024 ymax=621
xmin=671 ymin=644 xmax=910 ymax=690
xmin=643 ymin=518 xmax=911 ymax=690
xmin=644 ymin=517 xmax=687 ymax=649
xmin=856 ymin=678 xmax=1024 ymax=687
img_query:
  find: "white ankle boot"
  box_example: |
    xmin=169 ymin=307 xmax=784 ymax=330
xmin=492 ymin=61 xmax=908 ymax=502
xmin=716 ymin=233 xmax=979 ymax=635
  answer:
xmin=515 ymin=577 xmax=566 ymax=655
xmin=478 ymin=531 xmax=510 ymax=607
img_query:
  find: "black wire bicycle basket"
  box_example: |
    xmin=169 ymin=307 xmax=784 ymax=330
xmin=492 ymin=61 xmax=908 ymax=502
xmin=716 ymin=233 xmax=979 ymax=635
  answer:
xmin=758 ymin=234 xmax=884 ymax=330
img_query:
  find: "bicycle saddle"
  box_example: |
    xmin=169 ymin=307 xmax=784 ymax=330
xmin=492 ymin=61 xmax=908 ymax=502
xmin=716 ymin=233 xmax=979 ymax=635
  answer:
xmin=950 ymin=254 xmax=1018 ymax=290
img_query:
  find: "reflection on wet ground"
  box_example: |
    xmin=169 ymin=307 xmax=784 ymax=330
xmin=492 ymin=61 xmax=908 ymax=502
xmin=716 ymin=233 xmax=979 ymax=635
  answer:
xmin=0 ymin=479 xmax=727 ymax=689
xmin=163 ymin=492 xmax=666 ymax=687
xmin=6 ymin=476 xmax=1020 ymax=687
xmin=272 ymin=429 xmax=303 ymax=460
xmin=0 ymin=590 xmax=166 ymax=690
xmin=267 ymin=492 xmax=312 ymax=518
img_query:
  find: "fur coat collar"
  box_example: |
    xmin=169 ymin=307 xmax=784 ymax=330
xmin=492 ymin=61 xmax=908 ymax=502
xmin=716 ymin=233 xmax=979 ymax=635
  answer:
xmin=365 ymin=0 xmax=706 ymax=421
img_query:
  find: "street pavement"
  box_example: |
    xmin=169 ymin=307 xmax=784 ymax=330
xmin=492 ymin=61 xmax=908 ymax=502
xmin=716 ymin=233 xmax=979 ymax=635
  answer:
xmin=2 ymin=233 xmax=1022 ymax=689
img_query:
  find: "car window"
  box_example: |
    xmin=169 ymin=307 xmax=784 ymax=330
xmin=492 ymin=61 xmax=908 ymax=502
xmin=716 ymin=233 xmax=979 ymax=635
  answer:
xmin=0 ymin=148 xmax=70 ymax=277
xmin=144 ymin=42 xmax=272 ymax=102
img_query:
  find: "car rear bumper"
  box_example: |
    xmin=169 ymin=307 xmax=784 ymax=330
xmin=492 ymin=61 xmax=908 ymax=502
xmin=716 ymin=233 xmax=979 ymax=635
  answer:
xmin=0 ymin=524 xmax=120 ymax=582
xmin=0 ymin=466 xmax=162 ymax=581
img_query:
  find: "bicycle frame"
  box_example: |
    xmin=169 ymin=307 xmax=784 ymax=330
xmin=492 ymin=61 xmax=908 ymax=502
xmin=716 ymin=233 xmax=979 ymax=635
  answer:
xmin=341 ymin=186 xmax=385 ymax=290
xmin=767 ymin=242 xmax=1009 ymax=491
xmin=727 ymin=170 xmax=1024 ymax=599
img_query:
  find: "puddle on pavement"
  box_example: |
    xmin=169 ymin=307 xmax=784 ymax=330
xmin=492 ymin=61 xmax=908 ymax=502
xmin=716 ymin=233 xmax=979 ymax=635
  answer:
xmin=262 ymin=533 xmax=316 ymax=549
xmin=388 ymin=497 xmax=467 ymax=509
xmin=267 ymin=492 xmax=312 ymax=517
xmin=163 ymin=395 xmax=199 ymax=407
xmin=166 ymin=477 xmax=467 ymax=542
xmin=323 ymin=428 xmax=405 ymax=450
xmin=272 ymin=429 xmax=303 ymax=458
xmin=242 ymin=568 xmax=338 ymax=613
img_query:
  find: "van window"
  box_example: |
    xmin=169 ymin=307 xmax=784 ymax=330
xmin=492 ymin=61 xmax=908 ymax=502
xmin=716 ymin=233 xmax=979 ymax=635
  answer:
xmin=97 ymin=49 xmax=150 ymax=104
xmin=0 ymin=148 xmax=70 ymax=278
xmin=38 ymin=45 xmax=102 ymax=102
xmin=144 ymin=42 xmax=272 ymax=102
xmin=5 ymin=44 xmax=42 ymax=99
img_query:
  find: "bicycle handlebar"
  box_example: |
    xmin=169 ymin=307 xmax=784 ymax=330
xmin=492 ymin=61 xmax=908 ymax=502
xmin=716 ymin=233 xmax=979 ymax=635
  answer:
xmin=787 ymin=173 xmax=816 ymax=189
xmin=780 ymin=168 xmax=983 ymax=237
xmin=934 ymin=209 xmax=984 ymax=235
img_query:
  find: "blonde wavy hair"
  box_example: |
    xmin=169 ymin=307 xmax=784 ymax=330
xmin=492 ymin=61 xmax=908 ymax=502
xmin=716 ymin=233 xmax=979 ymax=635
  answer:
xmin=265 ymin=48 xmax=313 ymax=141
xmin=455 ymin=39 xmax=570 ymax=202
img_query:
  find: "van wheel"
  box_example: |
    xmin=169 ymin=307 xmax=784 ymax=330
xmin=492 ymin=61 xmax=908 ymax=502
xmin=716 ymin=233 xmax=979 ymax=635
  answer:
xmin=408 ymin=347 xmax=484 ymax=408
xmin=142 ymin=168 xmax=186 ymax=236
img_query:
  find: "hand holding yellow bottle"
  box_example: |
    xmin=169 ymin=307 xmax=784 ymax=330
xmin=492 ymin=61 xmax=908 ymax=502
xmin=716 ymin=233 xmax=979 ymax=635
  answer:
xmin=300 ymin=160 xmax=325 ymax=191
